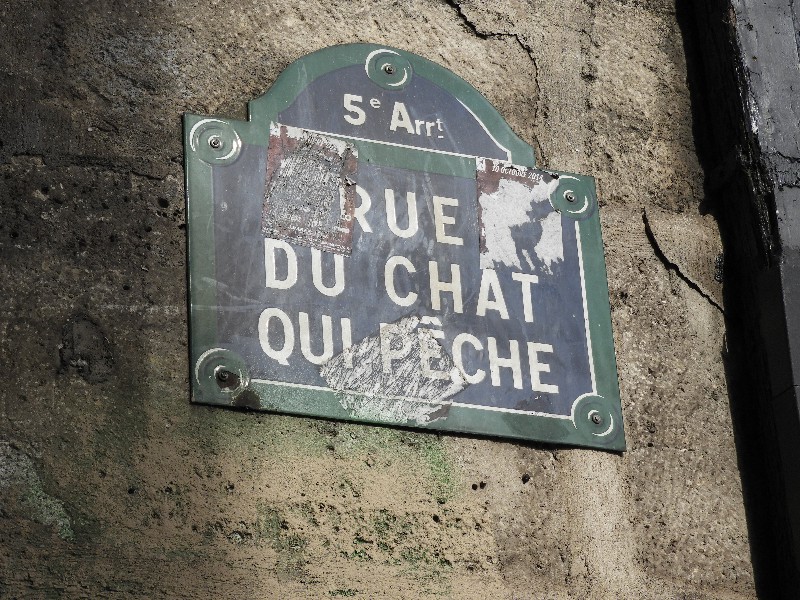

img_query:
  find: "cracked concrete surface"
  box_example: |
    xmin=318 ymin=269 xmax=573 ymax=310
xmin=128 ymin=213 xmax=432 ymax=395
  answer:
xmin=0 ymin=0 xmax=755 ymax=598
xmin=643 ymin=207 xmax=724 ymax=311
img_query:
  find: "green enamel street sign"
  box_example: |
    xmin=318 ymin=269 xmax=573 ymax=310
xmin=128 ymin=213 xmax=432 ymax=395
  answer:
xmin=183 ymin=44 xmax=625 ymax=451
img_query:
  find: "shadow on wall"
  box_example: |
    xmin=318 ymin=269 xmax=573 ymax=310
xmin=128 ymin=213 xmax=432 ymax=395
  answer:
xmin=0 ymin=0 xmax=258 ymax=595
xmin=675 ymin=0 xmax=783 ymax=596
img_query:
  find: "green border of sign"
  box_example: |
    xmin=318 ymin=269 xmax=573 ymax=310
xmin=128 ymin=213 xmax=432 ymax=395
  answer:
xmin=184 ymin=43 xmax=625 ymax=451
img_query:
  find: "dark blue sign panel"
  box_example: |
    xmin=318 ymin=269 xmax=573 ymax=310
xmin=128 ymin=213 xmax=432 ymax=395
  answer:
xmin=184 ymin=44 xmax=625 ymax=450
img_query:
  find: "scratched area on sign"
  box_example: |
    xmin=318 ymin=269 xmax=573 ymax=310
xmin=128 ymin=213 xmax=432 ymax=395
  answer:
xmin=262 ymin=123 xmax=357 ymax=255
xmin=319 ymin=315 xmax=466 ymax=425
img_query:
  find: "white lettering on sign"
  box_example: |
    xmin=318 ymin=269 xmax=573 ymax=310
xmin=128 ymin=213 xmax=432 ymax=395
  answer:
xmin=429 ymin=261 xmax=463 ymax=314
xmin=265 ymin=238 xmax=297 ymax=289
xmin=258 ymin=175 xmax=562 ymax=395
xmin=258 ymin=307 xmax=294 ymax=365
xmin=258 ymin=305 xmax=558 ymax=392
xmin=341 ymin=317 xmax=353 ymax=369
xmin=389 ymin=101 xmax=414 ymax=134
xmin=342 ymin=94 xmax=445 ymax=139
xmin=259 ymin=308 xmax=353 ymax=368
xmin=488 ymin=337 xmax=523 ymax=390
xmin=432 ymin=196 xmax=463 ymax=246
xmin=311 ymin=248 xmax=345 ymax=297
xmin=511 ymin=272 xmax=539 ymax=323
xmin=452 ymin=332 xmax=485 ymax=384
xmin=354 ymin=187 xmax=467 ymax=242
xmin=385 ymin=255 xmax=418 ymax=307
xmin=476 ymin=268 xmax=509 ymax=319
xmin=380 ymin=320 xmax=414 ymax=374
xmin=385 ymin=189 xmax=419 ymax=238
xmin=418 ymin=326 xmax=450 ymax=380
xmin=528 ymin=342 xmax=559 ymax=394
xmin=299 ymin=312 xmax=334 ymax=364
xmin=354 ymin=186 xmax=372 ymax=233
xmin=343 ymin=94 xmax=366 ymax=125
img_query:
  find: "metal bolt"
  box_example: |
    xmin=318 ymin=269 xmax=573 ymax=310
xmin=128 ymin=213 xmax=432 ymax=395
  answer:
xmin=215 ymin=367 xmax=240 ymax=390
xmin=591 ymin=413 xmax=603 ymax=425
xmin=565 ymin=192 xmax=577 ymax=203
xmin=208 ymin=136 xmax=222 ymax=149
xmin=383 ymin=63 xmax=395 ymax=75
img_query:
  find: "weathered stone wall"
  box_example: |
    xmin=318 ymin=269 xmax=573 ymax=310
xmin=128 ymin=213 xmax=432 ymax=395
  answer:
xmin=0 ymin=1 xmax=756 ymax=598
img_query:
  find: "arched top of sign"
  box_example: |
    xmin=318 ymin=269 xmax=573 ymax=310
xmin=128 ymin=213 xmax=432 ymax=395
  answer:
xmin=246 ymin=44 xmax=536 ymax=166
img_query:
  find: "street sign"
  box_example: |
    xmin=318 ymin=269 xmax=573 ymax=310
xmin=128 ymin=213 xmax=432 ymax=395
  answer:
xmin=184 ymin=44 xmax=625 ymax=451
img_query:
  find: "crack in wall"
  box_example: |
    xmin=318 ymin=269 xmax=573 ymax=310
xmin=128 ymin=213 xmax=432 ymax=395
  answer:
xmin=642 ymin=209 xmax=723 ymax=313
xmin=5 ymin=151 xmax=171 ymax=182
xmin=772 ymin=150 xmax=800 ymax=188
xmin=443 ymin=0 xmax=545 ymax=163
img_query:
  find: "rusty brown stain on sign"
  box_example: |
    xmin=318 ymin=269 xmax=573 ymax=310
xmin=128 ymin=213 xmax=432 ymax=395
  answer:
xmin=263 ymin=123 xmax=357 ymax=255
xmin=232 ymin=388 xmax=262 ymax=410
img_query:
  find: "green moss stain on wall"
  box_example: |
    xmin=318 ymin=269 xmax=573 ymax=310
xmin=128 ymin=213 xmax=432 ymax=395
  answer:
xmin=256 ymin=504 xmax=308 ymax=580
xmin=0 ymin=442 xmax=73 ymax=540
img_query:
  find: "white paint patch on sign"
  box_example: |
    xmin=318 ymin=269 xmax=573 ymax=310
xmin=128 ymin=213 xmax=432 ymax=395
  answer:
xmin=478 ymin=177 xmax=555 ymax=270
xmin=319 ymin=314 xmax=467 ymax=425
xmin=534 ymin=211 xmax=564 ymax=274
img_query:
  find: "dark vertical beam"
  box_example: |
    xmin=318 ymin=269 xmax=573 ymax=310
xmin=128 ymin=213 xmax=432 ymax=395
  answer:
xmin=680 ymin=0 xmax=800 ymax=595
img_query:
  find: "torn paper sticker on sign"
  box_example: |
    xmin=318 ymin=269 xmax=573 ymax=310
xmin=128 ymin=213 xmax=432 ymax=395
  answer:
xmin=319 ymin=315 xmax=466 ymax=425
xmin=476 ymin=158 xmax=562 ymax=274
xmin=263 ymin=124 xmax=358 ymax=255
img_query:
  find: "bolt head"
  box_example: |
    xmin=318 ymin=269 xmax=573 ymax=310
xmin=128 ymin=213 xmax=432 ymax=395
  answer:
xmin=591 ymin=413 xmax=603 ymax=425
xmin=383 ymin=63 xmax=395 ymax=75
xmin=208 ymin=136 xmax=222 ymax=149
xmin=565 ymin=192 xmax=577 ymax=203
